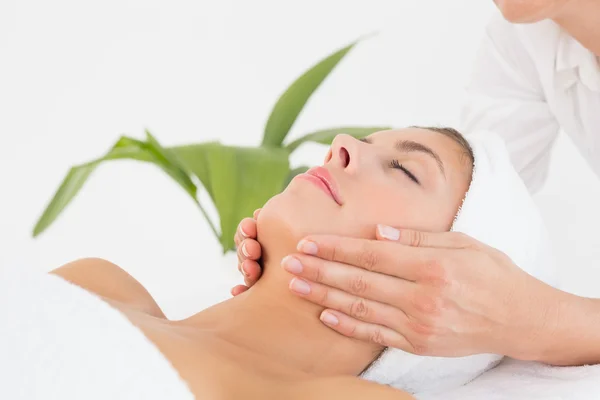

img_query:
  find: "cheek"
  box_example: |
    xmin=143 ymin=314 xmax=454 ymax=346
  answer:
xmin=494 ymin=0 xmax=563 ymax=22
xmin=347 ymin=186 xmax=456 ymax=232
xmin=345 ymin=188 xmax=413 ymax=229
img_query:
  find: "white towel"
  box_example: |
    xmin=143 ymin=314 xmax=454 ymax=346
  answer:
xmin=361 ymin=131 xmax=558 ymax=394
xmin=0 ymin=264 xmax=194 ymax=400
xmin=416 ymin=357 xmax=600 ymax=400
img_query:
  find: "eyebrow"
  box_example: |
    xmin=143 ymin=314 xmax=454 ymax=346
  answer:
xmin=360 ymin=137 xmax=446 ymax=178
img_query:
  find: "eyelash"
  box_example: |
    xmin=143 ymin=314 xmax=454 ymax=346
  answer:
xmin=389 ymin=160 xmax=420 ymax=184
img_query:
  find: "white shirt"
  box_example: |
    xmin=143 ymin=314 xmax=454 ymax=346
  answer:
xmin=461 ymin=14 xmax=600 ymax=193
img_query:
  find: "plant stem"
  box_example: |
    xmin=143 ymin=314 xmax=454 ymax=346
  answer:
xmin=195 ymin=197 xmax=220 ymax=241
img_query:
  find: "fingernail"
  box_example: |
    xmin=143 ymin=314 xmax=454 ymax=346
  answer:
xmin=242 ymin=263 xmax=250 ymax=277
xmin=320 ymin=311 xmax=339 ymax=326
xmin=241 ymin=242 xmax=250 ymax=258
xmin=240 ymin=226 xmax=249 ymax=238
xmin=289 ymin=278 xmax=311 ymax=295
xmin=377 ymin=224 xmax=400 ymax=241
xmin=297 ymin=239 xmax=318 ymax=255
xmin=281 ymin=256 xmax=303 ymax=274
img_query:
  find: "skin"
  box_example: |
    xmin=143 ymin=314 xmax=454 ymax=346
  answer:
xmin=234 ymin=0 xmax=600 ymax=367
xmin=51 ymin=128 xmax=471 ymax=399
xmin=493 ymin=0 xmax=577 ymax=23
xmin=493 ymin=0 xmax=600 ymax=55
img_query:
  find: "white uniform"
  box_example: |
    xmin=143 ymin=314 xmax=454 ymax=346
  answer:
xmin=461 ymin=13 xmax=600 ymax=193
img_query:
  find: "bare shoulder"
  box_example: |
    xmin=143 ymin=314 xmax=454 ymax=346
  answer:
xmin=294 ymin=376 xmax=414 ymax=400
xmin=50 ymin=257 xmax=165 ymax=318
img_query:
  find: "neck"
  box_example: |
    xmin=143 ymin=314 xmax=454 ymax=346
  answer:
xmin=553 ymin=0 xmax=600 ymax=56
xmin=184 ymin=236 xmax=381 ymax=377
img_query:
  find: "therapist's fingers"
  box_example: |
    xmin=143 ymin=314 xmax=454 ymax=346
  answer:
xmin=234 ymin=217 xmax=258 ymax=248
xmin=319 ymin=310 xmax=415 ymax=352
xmin=231 ymin=285 xmax=249 ymax=296
xmin=282 ymin=254 xmax=415 ymax=307
xmin=236 ymin=239 xmax=262 ymax=280
xmin=376 ymin=224 xmax=479 ymax=250
xmin=287 ymin=277 xmax=407 ymax=334
xmin=240 ymin=260 xmax=262 ymax=286
xmin=236 ymin=239 xmax=262 ymax=264
xmin=297 ymin=235 xmax=429 ymax=281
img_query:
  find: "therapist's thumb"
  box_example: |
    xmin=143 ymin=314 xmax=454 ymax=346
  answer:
xmin=376 ymin=224 xmax=474 ymax=249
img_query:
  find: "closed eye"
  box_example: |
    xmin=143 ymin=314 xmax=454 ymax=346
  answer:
xmin=390 ymin=160 xmax=420 ymax=185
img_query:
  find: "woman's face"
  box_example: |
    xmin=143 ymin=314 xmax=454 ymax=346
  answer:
xmin=493 ymin=0 xmax=574 ymax=23
xmin=258 ymin=128 xmax=473 ymax=246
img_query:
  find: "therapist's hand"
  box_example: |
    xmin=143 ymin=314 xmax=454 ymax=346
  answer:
xmin=283 ymin=224 xmax=561 ymax=360
xmin=231 ymin=209 xmax=263 ymax=296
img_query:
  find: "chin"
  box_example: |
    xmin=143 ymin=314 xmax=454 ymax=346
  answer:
xmin=497 ymin=9 xmax=545 ymax=23
xmin=494 ymin=0 xmax=561 ymax=23
xmin=256 ymin=191 xmax=335 ymax=251
xmin=501 ymin=14 xmax=545 ymax=24
xmin=255 ymin=182 xmax=375 ymax=256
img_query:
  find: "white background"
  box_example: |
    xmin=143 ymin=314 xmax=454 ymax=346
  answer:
xmin=1 ymin=0 xmax=599 ymax=319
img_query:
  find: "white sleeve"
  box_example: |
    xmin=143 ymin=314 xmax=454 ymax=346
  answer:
xmin=460 ymin=17 xmax=560 ymax=193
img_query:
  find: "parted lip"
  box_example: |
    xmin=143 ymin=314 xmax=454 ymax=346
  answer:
xmin=305 ymin=166 xmax=343 ymax=205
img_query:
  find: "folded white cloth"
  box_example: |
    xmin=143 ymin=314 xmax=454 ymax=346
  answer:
xmin=0 ymin=264 xmax=194 ymax=400
xmin=361 ymin=131 xmax=558 ymax=394
xmin=416 ymin=357 xmax=600 ymax=400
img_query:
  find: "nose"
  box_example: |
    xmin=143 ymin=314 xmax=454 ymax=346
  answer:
xmin=324 ymin=134 xmax=364 ymax=172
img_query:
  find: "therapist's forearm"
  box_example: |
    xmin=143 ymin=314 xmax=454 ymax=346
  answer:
xmin=533 ymin=290 xmax=600 ymax=366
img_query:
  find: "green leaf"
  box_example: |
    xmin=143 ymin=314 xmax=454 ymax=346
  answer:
xmin=32 ymin=135 xmax=208 ymax=238
xmin=204 ymin=145 xmax=290 ymax=252
xmin=32 ymin=163 xmax=98 ymax=238
xmin=285 ymin=126 xmax=390 ymax=152
xmin=143 ymin=132 xmax=220 ymax=239
xmin=171 ymin=142 xmax=219 ymax=201
xmin=284 ymin=166 xmax=310 ymax=188
xmin=261 ymin=40 xmax=360 ymax=147
xmin=33 ymin=137 xmax=153 ymax=237
xmin=167 ymin=143 xmax=292 ymax=252
xmin=143 ymin=130 xmax=197 ymax=199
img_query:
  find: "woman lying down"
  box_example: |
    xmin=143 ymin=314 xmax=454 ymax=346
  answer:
xmin=1 ymin=127 xmax=546 ymax=399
